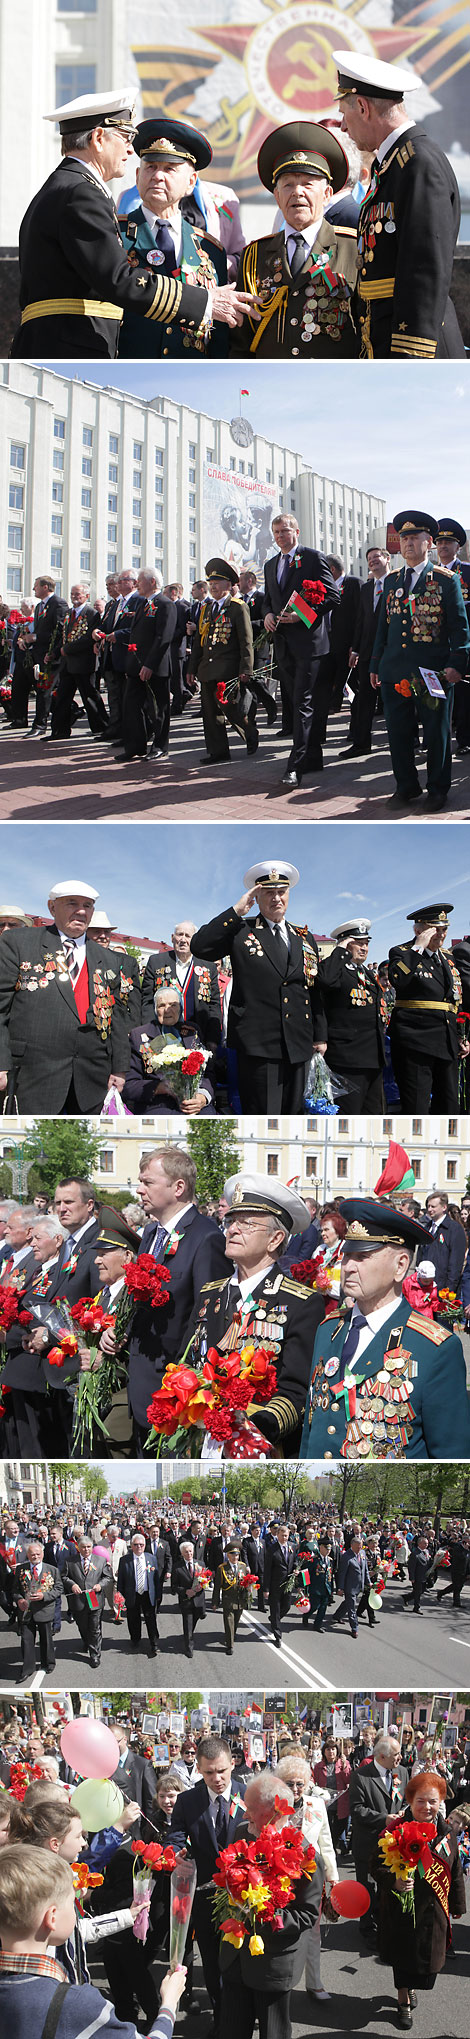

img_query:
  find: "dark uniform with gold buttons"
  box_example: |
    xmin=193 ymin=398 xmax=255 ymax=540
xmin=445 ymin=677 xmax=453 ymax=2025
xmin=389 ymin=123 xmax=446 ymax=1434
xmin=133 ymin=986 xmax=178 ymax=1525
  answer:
xmin=370 ymin=510 xmax=469 ymax=808
xmin=436 ymin=518 xmax=470 ymax=753
xmin=11 ymin=92 xmax=213 ymax=361
xmin=334 ymin=52 xmax=465 ymax=359
xmin=316 ymin=916 xmax=386 ymax=1111
xmin=192 ymin=858 xmax=320 ymax=1112
xmin=232 ymin=121 xmax=357 ymax=358
xmin=388 ymin=901 xmax=470 ymax=1112
xmin=301 ymin=1198 xmax=470 ymax=1462
xmin=183 ymin=1174 xmax=325 ymax=1456
xmin=118 ymin=118 xmax=229 ymax=359
xmin=190 ymin=558 xmax=255 ymax=765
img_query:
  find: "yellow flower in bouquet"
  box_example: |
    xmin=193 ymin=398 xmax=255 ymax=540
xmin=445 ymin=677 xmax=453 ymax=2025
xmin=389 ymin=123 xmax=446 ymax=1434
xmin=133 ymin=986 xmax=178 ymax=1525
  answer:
xmin=249 ymin=1934 xmax=265 ymax=1956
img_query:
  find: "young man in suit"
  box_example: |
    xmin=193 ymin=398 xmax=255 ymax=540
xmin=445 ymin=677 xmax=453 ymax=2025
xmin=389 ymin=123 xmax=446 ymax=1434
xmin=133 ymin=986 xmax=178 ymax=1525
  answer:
xmin=62 ymin=1536 xmax=111 ymax=1668
xmin=0 ymin=880 xmax=136 ymax=1113
xmin=263 ymin=1523 xmax=296 ymax=1647
xmin=99 ymin=1144 xmax=229 ymax=1451
xmin=169 ymin=1734 xmax=246 ymax=2036
xmin=117 ymin=1531 xmax=166 ymax=1657
xmin=313 ymin=553 xmax=362 ymax=740
xmin=263 ymin=512 xmax=340 ymax=786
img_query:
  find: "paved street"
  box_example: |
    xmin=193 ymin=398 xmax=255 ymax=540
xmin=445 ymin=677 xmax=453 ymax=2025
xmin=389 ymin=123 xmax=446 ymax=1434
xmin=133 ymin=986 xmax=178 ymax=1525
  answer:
xmin=0 ymin=1572 xmax=467 ymax=1692
xmin=1 ymin=698 xmax=469 ymax=819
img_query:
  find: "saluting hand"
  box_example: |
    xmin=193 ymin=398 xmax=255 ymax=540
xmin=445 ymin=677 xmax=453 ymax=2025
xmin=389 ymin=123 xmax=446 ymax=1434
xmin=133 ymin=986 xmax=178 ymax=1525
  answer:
xmin=235 ymin=888 xmax=257 ymax=916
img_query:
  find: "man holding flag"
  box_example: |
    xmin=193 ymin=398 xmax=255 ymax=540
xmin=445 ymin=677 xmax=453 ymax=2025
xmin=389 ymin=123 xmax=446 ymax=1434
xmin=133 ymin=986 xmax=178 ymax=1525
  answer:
xmin=262 ymin=512 xmax=339 ymax=787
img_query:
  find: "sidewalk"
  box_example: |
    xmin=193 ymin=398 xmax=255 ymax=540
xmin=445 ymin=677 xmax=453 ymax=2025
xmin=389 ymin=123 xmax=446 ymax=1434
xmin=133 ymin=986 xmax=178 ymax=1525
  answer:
xmin=1 ymin=702 xmax=469 ymax=821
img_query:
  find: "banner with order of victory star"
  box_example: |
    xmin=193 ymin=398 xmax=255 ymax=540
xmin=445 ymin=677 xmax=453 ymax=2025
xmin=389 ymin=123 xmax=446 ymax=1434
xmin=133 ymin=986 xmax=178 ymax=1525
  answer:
xmin=127 ymin=0 xmax=470 ymax=209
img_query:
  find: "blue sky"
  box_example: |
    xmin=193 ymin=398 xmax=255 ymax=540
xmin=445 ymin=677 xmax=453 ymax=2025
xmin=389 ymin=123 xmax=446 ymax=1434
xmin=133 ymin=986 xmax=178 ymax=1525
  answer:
xmin=100 ymin=1464 xmax=325 ymax=1494
xmin=4 ymin=820 xmax=470 ymax=950
xmin=49 ymin=360 xmax=470 ymax=521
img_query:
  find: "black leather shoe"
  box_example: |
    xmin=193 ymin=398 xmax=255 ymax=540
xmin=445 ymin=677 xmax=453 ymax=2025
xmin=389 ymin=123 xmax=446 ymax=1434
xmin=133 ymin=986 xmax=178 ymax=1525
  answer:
xmin=266 ymin=702 xmax=278 ymax=725
xmin=199 ymin=754 xmax=230 ymax=766
xmin=339 ymin=743 xmax=371 ymax=758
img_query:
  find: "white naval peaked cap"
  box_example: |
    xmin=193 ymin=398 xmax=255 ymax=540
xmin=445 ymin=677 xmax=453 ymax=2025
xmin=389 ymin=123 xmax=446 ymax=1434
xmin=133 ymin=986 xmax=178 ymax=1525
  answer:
xmin=243 ymin=860 xmax=300 ymax=889
xmin=333 ymin=50 xmax=421 ymax=96
xmin=224 ymin=1171 xmax=311 ymax=1236
xmin=48 ymin=881 xmax=99 ymax=901
xmin=330 ymin=917 xmax=371 ymax=940
xmin=44 ymin=89 xmax=136 ymax=128
xmin=88 ymin=909 xmax=116 ymax=929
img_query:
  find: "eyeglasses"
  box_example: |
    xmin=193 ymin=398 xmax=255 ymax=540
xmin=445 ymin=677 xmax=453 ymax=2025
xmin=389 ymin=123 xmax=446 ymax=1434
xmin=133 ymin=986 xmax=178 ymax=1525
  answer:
xmin=224 ymin=1216 xmax=269 ymax=1233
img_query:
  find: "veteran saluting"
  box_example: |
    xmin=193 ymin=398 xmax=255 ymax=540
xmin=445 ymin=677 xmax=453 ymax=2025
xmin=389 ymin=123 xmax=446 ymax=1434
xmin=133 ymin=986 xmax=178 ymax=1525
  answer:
xmin=388 ymin=902 xmax=470 ymax=1112
xmin=11 ymin=91 xmax=258 ymax=360
xmin=301 ymin=1199 xmax=470 ymax=1463
xmin=192 ymin=859 xmax=321 ymax=1111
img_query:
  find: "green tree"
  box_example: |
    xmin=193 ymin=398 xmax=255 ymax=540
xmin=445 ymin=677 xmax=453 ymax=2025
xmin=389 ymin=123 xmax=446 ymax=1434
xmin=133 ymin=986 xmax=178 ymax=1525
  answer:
xmin=186 ymin=1121 xmax=241 ymax=1204
xmin=80 ymin=1468 xmax=109 ymax=1507
xmin=24 ymin=1120 xmax=102 ymax=1197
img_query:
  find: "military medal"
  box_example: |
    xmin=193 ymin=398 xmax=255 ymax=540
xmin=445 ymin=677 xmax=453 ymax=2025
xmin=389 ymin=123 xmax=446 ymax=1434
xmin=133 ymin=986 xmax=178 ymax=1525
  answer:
xmin=324 ymin=1357 xmax=339 ymax=1377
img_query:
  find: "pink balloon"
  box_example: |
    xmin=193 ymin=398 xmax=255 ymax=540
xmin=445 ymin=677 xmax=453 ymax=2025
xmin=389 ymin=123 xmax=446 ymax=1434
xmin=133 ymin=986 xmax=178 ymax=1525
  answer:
xmin=60 ymin=1717 xmax=120 ymax=1779
xmin=93 ymin=1544 xmax=109 ymax=1558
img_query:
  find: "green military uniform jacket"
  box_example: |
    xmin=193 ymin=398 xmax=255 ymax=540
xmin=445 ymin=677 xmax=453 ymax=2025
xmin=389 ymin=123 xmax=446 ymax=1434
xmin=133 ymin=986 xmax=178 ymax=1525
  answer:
xmin=301 ymin=1297 xmax=470 ymax=1461
xmin=212 ymin=1560 xmax=249 ymax=1610
xmin=232 ymin=216 xmax=358 ymax=357
xmin=191 ymin=595 xmax=254 ymax=689
xmin=370 ymin=561 xmax=469 ymax=689
xmin=184 ymin=1263 xmax=324 ymax=1452
xmin=119 ymin=204 xmax=229 ymax=357
xmin=355 ymin=125 xmax=464 ymax=359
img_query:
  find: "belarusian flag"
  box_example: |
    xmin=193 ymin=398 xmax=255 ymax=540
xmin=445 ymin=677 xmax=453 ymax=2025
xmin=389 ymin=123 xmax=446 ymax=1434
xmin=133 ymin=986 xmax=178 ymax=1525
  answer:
xmin=287 ymin=591 xmax=317 ymax=627
xmin=374 ymin=1142 xmax=415 ymax=1195
xmin=241 ymin=388 xmax=249 ymax=395
xmin=85 ymin=1588 xmax=99 ymax=1609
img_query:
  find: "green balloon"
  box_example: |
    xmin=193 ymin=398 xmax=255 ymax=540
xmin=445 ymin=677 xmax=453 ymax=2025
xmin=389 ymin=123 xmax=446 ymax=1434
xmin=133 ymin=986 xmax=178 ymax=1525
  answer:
xmin=70 ymin=1776 xmax=125 ymax=1831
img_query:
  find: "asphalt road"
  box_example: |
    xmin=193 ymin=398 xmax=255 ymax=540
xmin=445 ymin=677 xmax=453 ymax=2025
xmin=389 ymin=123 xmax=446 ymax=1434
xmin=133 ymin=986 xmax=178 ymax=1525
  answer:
xmin=0 ymin=1573 xmax=467 ymax=1692
xmin=86 ymin=1873 xmax=470 ymax=2039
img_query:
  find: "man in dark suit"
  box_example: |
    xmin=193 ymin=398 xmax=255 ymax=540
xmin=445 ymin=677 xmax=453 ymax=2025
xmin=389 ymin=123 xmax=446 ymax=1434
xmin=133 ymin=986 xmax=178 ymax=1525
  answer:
xmin=95 ymin=571 xmax=140 ymax=745
xmin=172 ymin=1540 xmax=207 ymax=1658
xmin=163 ymin=583 xmax=191 ymax=715
xmin=264 ymin=1523 xmax=296 ymax=1646
xmin=349 ymin=1733 xmax=407 ymax=1930
xmin=169 ymin=1734 xmax=246 ymax=2035
xmin=141 ymin=921 xmax=221 ymax=1046
xmin=314 ymin=554 xmax=362 ymax=740
xmin=219 ymin=1770 xmax=323 ymax=2039
xmin=11 ymin=1539 xmax=62 ymax=1684
xmin=417 ymin=1191 xmax=467 ymax=1293
xmin=339 ymin=542 xmax=390 ymax=758
xmin=117 ymin=1531 xmax=166 ymax=1657
xmin=263 ymin=512 xmax=340 ymax=786
xmin=119 ymin=571 xmax=177 ymax=762
xmin=44 ymin=1518 xmax=74 ymax=1638
xmin=0 ymin=880 xmax=135 ymax=1113
xmin=192 ymin=857 xmax=321 ymax=1113
xmin=116 ymin=1144 xmax=229 ymax=1448
xmin=241 ymin=1523 xmax=266 ymax=1611
xmin=47 ymin=583 xmax=109 ymax=741
xmin=48 ymin=1178 xmax=103 ymax=1303
xmin=2 ymin=1214 xmax=67 ymax=1458
xmin=63 ymin=1535 xmax=111 ymax=1667
xmin=436 ymin=517 xmax=470 ymax=753
xmin=10 ymin=574 xmax=68 ymax=730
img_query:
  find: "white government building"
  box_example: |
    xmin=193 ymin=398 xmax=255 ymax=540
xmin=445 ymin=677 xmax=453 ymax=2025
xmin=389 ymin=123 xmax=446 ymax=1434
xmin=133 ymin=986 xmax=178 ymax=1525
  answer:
xmin=0 ymin=363 xmax=386 ymax=600
xmin=2 ymin=1115 xmax=470 ymax=1200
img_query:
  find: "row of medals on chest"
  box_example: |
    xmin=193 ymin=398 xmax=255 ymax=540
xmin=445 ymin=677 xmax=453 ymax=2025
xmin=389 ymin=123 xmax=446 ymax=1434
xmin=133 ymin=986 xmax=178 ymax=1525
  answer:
xmin=316 ymin=1345 xmax=414 ymax=1449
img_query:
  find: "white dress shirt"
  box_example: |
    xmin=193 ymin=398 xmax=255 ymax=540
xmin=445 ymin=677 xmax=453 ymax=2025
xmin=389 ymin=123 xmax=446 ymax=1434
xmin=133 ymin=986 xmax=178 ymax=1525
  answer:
xmin=277 ymin=544 xmax=297 ymax=582
xmin=141 ymin=205 xmax=212 ymax=329
xmin=283 ymin=217 xmax=323 ymax=266
xmin=228 ymin=1263 xmax=274 ymax=1303
xmin=376 ymin=121 xmax=416 ymax=166
xmin=343 ymin=1298 xmax=402 ymax=1373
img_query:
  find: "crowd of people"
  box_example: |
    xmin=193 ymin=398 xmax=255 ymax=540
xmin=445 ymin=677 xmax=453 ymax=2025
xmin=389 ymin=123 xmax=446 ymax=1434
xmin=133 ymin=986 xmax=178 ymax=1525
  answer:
xmin=0 ymin=1700 xmax=468 ymax=2037
xmin=2 ymin=1154 xmax=470 ymax=1464
xmin=1 ymin=505 xmax=469 ymax=809
xmin=3 ymin=873 xmax=470 ymax=1116
xmin=1 ymin=1487 xmax=468 ymax=1680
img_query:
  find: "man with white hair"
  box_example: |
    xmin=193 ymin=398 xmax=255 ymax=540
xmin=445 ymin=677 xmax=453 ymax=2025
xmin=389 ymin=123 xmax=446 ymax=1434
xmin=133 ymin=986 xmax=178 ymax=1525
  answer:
xmin=349 ymin=1731 xmax=407 ymax=1933
xmin=45 ymin=582 xmax=110 ymax=743
xmin=0 ymin=881 xmax=137 ymax=1112
xmin=220 ymin=1770 xmax=323 ymax=2039
xmin=116 ymin=570 xmax=177 ymax=763
xmin=1 ymin=1213 xmax=67 ymax=1457
xmin=141 ymin=921 xmax=221 ymax=1047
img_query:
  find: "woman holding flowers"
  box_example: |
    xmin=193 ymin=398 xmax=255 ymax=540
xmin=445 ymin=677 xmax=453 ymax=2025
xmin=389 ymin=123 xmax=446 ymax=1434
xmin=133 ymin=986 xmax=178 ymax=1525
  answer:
xmin=372 ymin=1770 xmax=466 ymax=2029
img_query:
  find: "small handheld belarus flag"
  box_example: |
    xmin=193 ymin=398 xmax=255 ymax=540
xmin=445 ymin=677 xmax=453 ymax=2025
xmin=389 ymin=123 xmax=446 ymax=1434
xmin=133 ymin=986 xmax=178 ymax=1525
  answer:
xmin=287 ymin=591 xmax=318 ymax=628
xmin=85 ymin=1588 xmax=99 ymax=1610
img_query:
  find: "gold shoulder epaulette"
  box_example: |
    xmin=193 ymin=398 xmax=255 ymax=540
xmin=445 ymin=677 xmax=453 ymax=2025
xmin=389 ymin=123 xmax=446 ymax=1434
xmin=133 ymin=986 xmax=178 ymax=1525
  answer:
xmin=201 ymin=1278 xmax=228 ymax=1293
xmin=281 ymin=1276 xmax=317 ymax=1299
xmin=407 ymin=1310 xmax=451 ymax=1344
xmin=335 ymin=225 xmax=358 ymax=237
xmin=434 ymin=565 xmax=454 ymax=579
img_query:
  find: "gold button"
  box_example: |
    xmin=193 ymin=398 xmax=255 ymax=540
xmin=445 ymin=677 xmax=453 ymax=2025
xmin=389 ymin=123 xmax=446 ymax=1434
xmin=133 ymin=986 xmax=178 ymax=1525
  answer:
xmin=331 ymin=1402 xmax=339 ymax=1412
xmin=324 ymin=1451 xmax=333 ymax=1459
xmin=165 ymin=326 xmax=172 ymax=335
xmin=327 ymin=1425 xmax=336 ymax=1435
xmin=163 ymin=349 xmax=168 ymax=356
xmin=292 ymin=348 xmax=299 ymax=355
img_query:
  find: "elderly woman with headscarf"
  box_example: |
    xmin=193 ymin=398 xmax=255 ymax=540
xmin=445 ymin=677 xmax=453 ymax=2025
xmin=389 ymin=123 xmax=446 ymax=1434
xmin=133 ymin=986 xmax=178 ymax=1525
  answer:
xmin=275 ymin=1749 xmax=339 ymax=2004
xmin=123 ymin=984 xmax=216 ymax=1114
xmin=371 ymin=1768 xmax=466 ymax=2029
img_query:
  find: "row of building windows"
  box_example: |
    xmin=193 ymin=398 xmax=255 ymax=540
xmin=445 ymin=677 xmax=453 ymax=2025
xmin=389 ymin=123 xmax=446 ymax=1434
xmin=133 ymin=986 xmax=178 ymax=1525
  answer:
xmin=264 ymin=1152 xmax=463 ymax=1181
xmin=266 ymin=1116 xmax=461 ymax=1139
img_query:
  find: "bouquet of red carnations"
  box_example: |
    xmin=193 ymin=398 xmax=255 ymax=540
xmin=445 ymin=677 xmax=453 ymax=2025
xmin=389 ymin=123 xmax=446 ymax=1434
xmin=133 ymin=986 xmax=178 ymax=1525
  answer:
xmin=8 ymin=1761 xmax=45 ymax=1801
xmin=212 ymin=1804 xmax=316 ymax=1956
xmin=144 ymin=1341 xmax=278 ymax=1458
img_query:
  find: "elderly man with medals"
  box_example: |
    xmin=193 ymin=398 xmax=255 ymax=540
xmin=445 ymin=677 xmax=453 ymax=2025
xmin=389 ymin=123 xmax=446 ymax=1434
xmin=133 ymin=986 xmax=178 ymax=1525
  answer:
xmin=190 ymin=558 xmax=256 ymax=767
xmin=182 ymin=1173 xmax=326 ymax=1456
xmin=119 ymin=118 xmax=231 ymax=358
xmin=212 ymin=1538 xmax=251 ymax=1656
xmin=370 ymin=509 xmax=469 ymax=811
xmin=334 ymin=49 xmax=465 ymax=359
xmin=388 ymin=901 xmax=470 ymax=1112
xmin=301 ymin=1198 xmax=470 ymax=1463
xmin=192 ymin=858 xmax=321 ymax=1111
xmin=231 ymin=120 xmax=357 ymax=358
xmin=436 ymin=516 xmax=470 ymax=756
xmin=315 ymin=915 xmax=386 ymax=1110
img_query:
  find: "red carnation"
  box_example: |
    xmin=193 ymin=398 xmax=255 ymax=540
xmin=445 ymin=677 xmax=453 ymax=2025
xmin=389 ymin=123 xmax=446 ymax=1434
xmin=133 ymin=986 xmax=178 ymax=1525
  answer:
xmin=181 ymin=1051 xmax=205 ymax=1076
xmin=207 ymin=1408 xmax=235 ymax=1443
xmin=302 ymin=579 xmax=326 ymax=602
xmin=0 ymin=1284 xmax=22 ymax=1331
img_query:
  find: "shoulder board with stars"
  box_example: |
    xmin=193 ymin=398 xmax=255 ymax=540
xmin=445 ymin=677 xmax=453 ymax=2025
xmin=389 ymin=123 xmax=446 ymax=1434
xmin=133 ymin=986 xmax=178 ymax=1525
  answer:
xmin=434 ymin=565 xmax=454 ymax=580
xmin=336 ymin=225 xmax=357 ymax=238
xmin=407 ymin=1310 xmax=451 ymax=1344
xmin=280 ymin=1276 xmax=318 ymax=1300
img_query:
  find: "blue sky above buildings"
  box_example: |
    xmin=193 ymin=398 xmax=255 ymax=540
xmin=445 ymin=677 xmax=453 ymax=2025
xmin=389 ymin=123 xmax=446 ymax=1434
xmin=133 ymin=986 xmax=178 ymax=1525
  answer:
xmin=4 ymin=820 xmax=470 ymax=950
xmin=46 ymin=360 xmax=470 ymax=523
